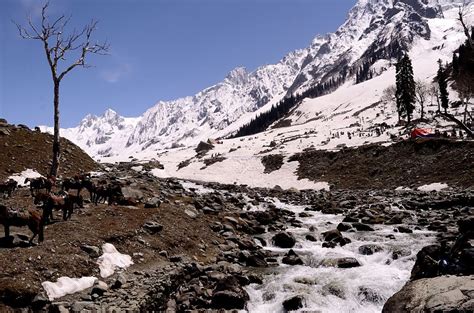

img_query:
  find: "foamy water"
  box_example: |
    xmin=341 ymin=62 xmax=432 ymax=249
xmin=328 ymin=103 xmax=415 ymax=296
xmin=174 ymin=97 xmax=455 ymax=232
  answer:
xmin=245 ymin=201 xmax=435 ymax=313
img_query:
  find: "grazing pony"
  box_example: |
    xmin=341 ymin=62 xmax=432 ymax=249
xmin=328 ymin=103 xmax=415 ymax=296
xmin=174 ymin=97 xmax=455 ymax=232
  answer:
xmin=0 ymin=180 xmax=18 ymax=198
xmin=0 ymin=205 xmax=44 ymax=244
xmin=43 ymin=193 xmax=84 ymax=222
xmin=25 ymin=177 xmax=53 ymax=195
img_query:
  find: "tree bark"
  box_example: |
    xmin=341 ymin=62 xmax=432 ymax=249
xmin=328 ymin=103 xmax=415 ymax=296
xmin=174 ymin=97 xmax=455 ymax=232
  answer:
xmin=50 ymin=82 xmax=61 ymax=177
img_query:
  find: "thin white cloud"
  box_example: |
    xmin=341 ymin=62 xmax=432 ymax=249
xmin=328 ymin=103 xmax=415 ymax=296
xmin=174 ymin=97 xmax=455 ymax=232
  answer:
xmin=100 ymin=63 xmax=132 ymax=83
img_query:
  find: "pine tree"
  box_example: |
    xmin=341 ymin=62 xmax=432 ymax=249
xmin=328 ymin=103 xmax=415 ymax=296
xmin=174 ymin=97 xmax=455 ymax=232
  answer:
xmin=396 ymin=54 xmax=416 ymax=123
xmin=437 ymin=60 xmax=449 ymax=113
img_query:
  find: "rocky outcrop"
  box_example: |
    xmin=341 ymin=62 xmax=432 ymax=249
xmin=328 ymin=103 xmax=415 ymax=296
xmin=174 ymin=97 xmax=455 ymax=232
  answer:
xmin=383 ymin=275 xmax=474 ymax=312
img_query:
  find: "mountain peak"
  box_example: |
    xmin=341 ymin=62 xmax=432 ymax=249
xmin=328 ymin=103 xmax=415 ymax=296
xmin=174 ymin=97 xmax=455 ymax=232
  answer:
xmin=225 ymin=67 xmax=249 ymax=85
xmin=102 ymin=108 xmax=118 ymax=119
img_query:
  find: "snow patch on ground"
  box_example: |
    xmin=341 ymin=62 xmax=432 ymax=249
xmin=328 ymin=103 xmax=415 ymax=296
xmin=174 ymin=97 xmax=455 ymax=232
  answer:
xmin=8 ymin=169 xmax=43 ymax=186
xmin=395 ymin=186 xmax=412 ymax=191
xmin=42 ymin=277 xmax=97 ymax=301
xmin=180 ymin=181 xmax=214 ymax=194
xmin=131 ymin=165 xmax=143 ymax=172
xmin=97 ymin=243 xmax=134 ymax=278
xmin=417 ymin=183 xmax=449 ymax=192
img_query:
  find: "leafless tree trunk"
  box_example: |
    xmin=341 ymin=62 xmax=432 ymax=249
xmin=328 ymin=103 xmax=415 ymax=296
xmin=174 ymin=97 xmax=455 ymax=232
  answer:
xmin=415 ymin=80 xmax=428 ymax=120
xmin=429 ymin=83 xmax=441 ymax=113
xmin=14 ymin=2 xmax=109 ymax=177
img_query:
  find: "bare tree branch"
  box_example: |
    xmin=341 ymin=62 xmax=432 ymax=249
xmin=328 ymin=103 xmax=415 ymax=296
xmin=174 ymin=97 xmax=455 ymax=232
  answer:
xmin=458 ymin=3 xmax=473 ymax=49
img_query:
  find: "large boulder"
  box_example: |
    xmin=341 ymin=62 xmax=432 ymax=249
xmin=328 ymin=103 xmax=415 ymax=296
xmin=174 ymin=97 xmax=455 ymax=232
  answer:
xmin=195 ymin=141 xmax=214 ymax=153
xmin=121 ymin=187 xmax=144 ymax=200
xmin=383 ymin=275 xmax=474 ymax=312
xmin=272 ymin=232 xmax=296 ymax=248
xmin=282 ymin=295 xmax=304 ymax=311
xmin=411 ymin=245 xmax=444 ymax=280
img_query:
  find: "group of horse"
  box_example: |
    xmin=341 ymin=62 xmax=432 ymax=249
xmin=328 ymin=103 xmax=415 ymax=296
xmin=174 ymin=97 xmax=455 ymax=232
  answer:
xmin=0 ymin=174 xmax=125 ymax=245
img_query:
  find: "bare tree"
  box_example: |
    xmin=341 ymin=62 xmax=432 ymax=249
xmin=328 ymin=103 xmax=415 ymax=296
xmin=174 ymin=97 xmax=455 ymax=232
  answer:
xmin=415 ymin=80 xmax=429 ymax=120
xmin=458 ymin=2 xmax=473 ymax=49
xmin=456 ymin=74 xmax=474 ymax=123
xmin=381 ymin=85 xmax=398 ymax=120
xmin=14 ymin=3 xmax=109 ymax=177
xmin=428 ymin=83 xmax=440 ymax=112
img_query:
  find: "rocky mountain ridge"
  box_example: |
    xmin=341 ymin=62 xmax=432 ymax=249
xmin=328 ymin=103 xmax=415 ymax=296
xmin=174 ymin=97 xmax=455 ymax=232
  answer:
xmin=44 ymin=0 xmax=469 ymax=159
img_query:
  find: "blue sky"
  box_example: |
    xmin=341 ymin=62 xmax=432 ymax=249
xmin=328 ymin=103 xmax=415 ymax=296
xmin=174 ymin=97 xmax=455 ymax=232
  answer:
xmin=0 ymin=0 xmax=356 ymax=128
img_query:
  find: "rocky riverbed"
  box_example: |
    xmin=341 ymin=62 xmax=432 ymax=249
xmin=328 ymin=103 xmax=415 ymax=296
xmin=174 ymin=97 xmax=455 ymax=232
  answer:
xmin=0 ymin=163 xmax=472 ymax=312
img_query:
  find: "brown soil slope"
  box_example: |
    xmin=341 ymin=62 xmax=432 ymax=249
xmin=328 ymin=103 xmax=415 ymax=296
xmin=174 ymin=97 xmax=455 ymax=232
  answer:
xmin=290 ymin=139 xmax=474 ymax=189
xmin=0 ymin=123 xmax=98 ymax=180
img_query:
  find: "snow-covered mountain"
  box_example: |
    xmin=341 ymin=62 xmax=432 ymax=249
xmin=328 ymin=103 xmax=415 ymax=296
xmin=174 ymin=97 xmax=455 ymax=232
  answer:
xmin=48 ymin=0 xmax=470 ymax=160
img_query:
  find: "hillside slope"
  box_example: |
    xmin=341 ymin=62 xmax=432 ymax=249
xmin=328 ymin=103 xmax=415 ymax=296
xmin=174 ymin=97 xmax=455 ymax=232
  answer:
xmin=0 ymin=122 xmax=98 ymax=180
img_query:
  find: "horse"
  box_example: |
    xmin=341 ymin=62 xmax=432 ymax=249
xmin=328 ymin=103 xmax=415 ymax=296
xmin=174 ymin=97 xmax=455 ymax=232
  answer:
xmin=0 ymin=180 xmax=18 ymax=198
xmin=33 ymin=191 xmax=51 ymax=205
xmin=43 ymin=193 xmax=84 ymax=222
xmin=25 ymin=177 xmax=53 ymax=195
xmin=93 ymin=183 xmax=123 ymax=205
xmin=82 ymin=180 xmax=97 ymax=202
xmin=61 ymin=177 xmax=88 ymax=197
xmin=0 ymin=205 xmax=44 ymax=244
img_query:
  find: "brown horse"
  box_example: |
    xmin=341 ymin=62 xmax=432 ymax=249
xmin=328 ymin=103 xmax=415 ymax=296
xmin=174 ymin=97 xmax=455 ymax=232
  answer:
xmin=43 ymin=193 xmax=84 ymax=222
xmin=0 ymin=205 xmax=44 ymax=244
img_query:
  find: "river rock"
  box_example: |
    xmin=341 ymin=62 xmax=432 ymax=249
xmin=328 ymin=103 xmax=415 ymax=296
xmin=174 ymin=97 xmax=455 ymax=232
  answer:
xmin=321 ymin=257 xmax=361 ymax=268
xmin=352 ymin=222 xmax=375 ymax=232
xmin=246 ymin=253 xmax=268 ymax=267
xmin=211 ymin=276 xmax=249 ymax=310
xmin=322 ymin=229 xmax=343 ymax=242
xmin=382 ymin=275 xmax=474 ymax=312
xmin=282 ymin=295 xmax=304 ymax=311
xmin=396 ymin=226 xmax=413 ymax=233
xmin=272 ymin=232 xmax=296 ymax=248
xmin=282 ymin=249 xmax=304 ymax=266
xmin=359 ymin=244 xmax=383 ymax=255
xmin=337 ymin=223 xmax=352 ymax=232
xmin=411 ymin=245 xmax=443 ymax=280
xmin=321 ymin=229 xmax=350 ymax=247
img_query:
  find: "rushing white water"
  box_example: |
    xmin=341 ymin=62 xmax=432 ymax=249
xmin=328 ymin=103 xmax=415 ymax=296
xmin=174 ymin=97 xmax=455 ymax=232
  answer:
xmin=245 ymin=200 xmax=435 ymax=313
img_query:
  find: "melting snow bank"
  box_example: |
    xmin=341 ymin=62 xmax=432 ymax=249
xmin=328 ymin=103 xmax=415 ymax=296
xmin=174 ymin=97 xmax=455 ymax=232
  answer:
xmin=41 ymin=243 xmax=133 ymax=301
xmin=151 ymin=157 xmax=330 ymax=191
xmin=417 ymin=183 xmax=449 ymax=192
xmin=8 ymin=169 xmax=42 ymax=186
xmin=97 ymin=243 xmax=134 ymax=278
xmin=42 ymin=277 xmax=97 ymax=301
